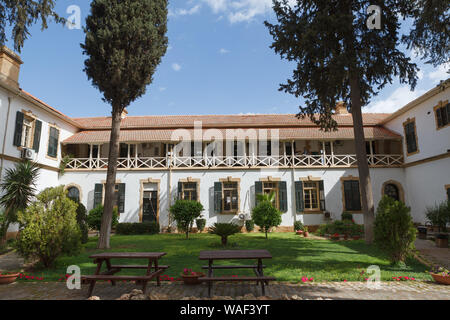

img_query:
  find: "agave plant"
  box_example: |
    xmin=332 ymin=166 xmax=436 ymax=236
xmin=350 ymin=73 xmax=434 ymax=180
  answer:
xmin=0 ymin=160 xmax=39 ymax=243
xmin=208 ymin=223 xmax=241 ymax=246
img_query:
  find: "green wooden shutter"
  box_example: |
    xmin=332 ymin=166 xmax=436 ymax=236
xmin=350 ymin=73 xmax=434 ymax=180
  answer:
xmin=214 ymin=182 xmax=222 ymax=213
xmin=447 ymin=187 xmax=450 ymax=201
xmin=255 ymin=181 xmax=263 ymax=206
xmin=294 ymin=181 xmax=304 ymax=213
xmin=13 ymin=111 xmax=24 ymax=147
xmin=319 ymin=180 xmax=326 ymax=211
xmin=352 ymin=181 xmax=362 ymax=211
xmin=436 ymin=108 xmax=443 ymax=127
xmin=177 ymin=182 xmax=183 ymax=200
xmin=405 ymin=123 xmax=417 ymax=153
xmin=93 ymin=184 xmax=103 ymax=209
xmin=446 ymin=104 xmax=450 ymax=125
xmin=193 ymin=182 xmax=198 ymax=201
xmin=279 ymin=181 xmax=287 ymax=212
xmin=118 ymin=183 xmax=125 ymax=213
xmin=32 ymin=120 xmax=42 ymax=152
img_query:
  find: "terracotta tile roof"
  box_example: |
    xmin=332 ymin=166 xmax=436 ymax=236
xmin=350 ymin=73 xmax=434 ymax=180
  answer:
xmin=72 ymin=113 xmax=391 ymax=129
xmin=62 ymin=126 xmax=400 ymax=144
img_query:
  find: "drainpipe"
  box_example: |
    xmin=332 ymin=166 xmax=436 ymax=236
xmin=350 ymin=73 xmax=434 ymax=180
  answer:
xmin=290 ymin=140 xmax=296 ymax=223
xmin=0 ymin=95 xmax=15 ymax=183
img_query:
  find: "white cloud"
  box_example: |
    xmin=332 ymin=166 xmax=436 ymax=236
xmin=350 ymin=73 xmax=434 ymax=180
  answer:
xmin=427 ymin=63 xmax=450 ymax=83
xmin=219 ymin=48 xmax=230 ymax=54
xmin=201 ymin=0 xmax=295 ymax=23
xmin=364 ymin=86 xmax=426 ymax=113
xmin=159 ymin=87 xmax=167 ymax=92
xmin=172 ymin=63 xmax=182 ymax=71
xmin=170 ymin=4 xmax=201 ymax=17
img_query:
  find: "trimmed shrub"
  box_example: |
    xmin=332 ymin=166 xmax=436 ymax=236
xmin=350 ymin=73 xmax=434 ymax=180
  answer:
xmin=116 ymin=222 xmax=160 ymax=235
xmin=251 ymin=200 xmax=282 ymax=239
xmin=15 ymin=186 xmax=81 ymax=268
xmin=294 ymin=220 xmax=304 ymax=231
xmin=209 ymin=223 xmax=241 ymax=246
xmin=245 ymin=219 xmax=255 ymax=232
xmin=75 ymin=202 xmax=89 ymax=244
xmin=87 ymin=205 xmax=119 ymax=232
xmin=196 ymin=218 xmax=206 ymax=232
xmin=341 ymin=212 xmax=353 ymax=221
xmin=374 ymin=196 xmax=416 ymax=264
xmin=169 ymin=200 xmax=204 ymax=239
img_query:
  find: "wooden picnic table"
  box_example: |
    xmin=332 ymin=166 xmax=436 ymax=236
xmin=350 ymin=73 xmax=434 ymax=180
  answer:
xmin=81 ymin=252 xmax=168 ymax=297
xmin=198 ymin=250 xmax=275 ymax=297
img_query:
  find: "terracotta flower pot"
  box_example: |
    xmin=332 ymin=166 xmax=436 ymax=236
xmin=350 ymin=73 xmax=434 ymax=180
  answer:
xmin=352 ymin=235 xmax=361 ymax=240
xmin=0 ymin=273 xmax=20 ymax=285
xmin=181 ymin=272 xmax=205 ymax=285
xmin=303 ymin=232 xmax=309 ymax=237
xmin=431 ymin=273 xmax=450 ymax=285
xmin=436 ymin=238 xmax=448 ymax=248
xmin=296 ymin=230 xmax=303 ymax=235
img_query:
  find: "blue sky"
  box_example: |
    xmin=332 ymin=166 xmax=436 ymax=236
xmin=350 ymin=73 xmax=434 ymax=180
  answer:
xmin=8 ymin=0 xmax=449 ymax=118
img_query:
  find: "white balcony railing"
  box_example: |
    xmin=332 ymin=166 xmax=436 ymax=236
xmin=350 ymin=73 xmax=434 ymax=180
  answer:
xmin=64 ymin=154 xmax=403 ymax=170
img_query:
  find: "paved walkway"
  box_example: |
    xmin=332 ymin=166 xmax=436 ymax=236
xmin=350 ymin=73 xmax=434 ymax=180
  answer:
xmin=0 ymin=251 xmax=24 ymax=271
xmin=415 ymin=239 xmax=450 ymax=269
xmin=0 ymin=281 xmax=449 ymax=300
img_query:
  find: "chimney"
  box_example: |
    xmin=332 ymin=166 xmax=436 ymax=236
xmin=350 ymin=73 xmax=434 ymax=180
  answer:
xmin=335 ymin=101 xmax=349 ymax=115
xmin=121 ymin=108 xmax=128 ymax=119
xmin=0 ymin=46 xmax=23 ymax=89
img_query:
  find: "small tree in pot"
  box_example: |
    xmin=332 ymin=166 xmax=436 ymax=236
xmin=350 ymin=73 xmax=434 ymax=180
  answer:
xmin=252 ymin=200 xmax=282 ymax=239
xmin=169 ymin=200 xmax=204 ymax=239
xmin=425 ymin=201 xmax=450 ymax=248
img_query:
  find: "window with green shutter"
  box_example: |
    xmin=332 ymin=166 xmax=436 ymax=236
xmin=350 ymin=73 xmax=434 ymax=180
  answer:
xmin=255 ymin=181 xmax=263 ymax=206
xmin=294 ymin=181 xmax=304 ymax=213
xmin=33 ymin=120 xmax=42 ymax=152
xmin=13 ymin=111 xmax=24 ymax=147
xmin=47 ymin=126 xmax=59 ymax=158
xmin=93 ymin=184 xmax=103 ymax=209
xmin=279 ymin=181 xmax=287 ymax=212
xmin=435 ymin=102 xmax=449 ymax=129
xmin=403 ymin=119 xmax=418 ymax=155
xmin=343 ymin=180 xmax=361 ymax=211
xmin=214 ymin=182 xmax=222 ymax=213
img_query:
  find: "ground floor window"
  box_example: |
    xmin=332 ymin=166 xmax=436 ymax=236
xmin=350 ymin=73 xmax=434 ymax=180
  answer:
xmin=93 ymin=183 xmax=125 ymax=213
xmin=179 ymin=181 xmax=198 ymax=201
xmin=223 ymin=182 xmax=239 ymax=213
xmin=303 ymin=181 xmax=320 ymax=211
xmin=67 ymin=186 xmax=80 ymax=203
xmin=262 ymin=182 xmax=279 ymax=209
xmin=446 ymin=185 xmax=450 ymax=201
xmin=384 ymin=183 xmax=400 ymax=201
xmin=342 ymin=179 xmax=362 ymax=211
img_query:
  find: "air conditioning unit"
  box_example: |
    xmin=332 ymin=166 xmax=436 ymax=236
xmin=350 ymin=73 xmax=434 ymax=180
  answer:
xmin=22 ymin=148 xmax=36 ymax=160
xmin=238 ymin=213 xmax=251 ymax=220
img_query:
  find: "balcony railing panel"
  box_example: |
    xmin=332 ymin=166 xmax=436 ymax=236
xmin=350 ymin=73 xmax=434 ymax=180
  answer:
xmin=65 ymin=154 xmax=403 ymax=170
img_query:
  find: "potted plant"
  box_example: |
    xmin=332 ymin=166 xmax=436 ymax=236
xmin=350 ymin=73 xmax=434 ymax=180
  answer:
xmin=180 ymin=268 xmax=205 ymax=285
xmin=303 ymin=226 xmax=309 ymax=237
xmin=0 ymin=272 xmax=20 ymax=285
xmin=351 ymin=224 xmax=363 ymax=240
xmin=417 ymin=226 xmax=427 ymax=239
xmin=430 ymin=266 xmax=450 ymax=285
xmin=294 ymin=221 xmax=304 ymax=235
xmin=425 ymin=201 xmax=449 ymax=248
xmin=196 ymin=217 xmax=206 ymax=233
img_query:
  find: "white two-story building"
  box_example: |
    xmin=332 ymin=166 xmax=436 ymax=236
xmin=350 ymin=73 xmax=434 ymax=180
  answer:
xmin=1 ymin=46 xmax=449 ymax=237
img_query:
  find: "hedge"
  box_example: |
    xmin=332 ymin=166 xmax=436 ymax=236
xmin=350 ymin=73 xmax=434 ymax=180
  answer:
xmin=115 ymin=222 xmax=160 ymax=235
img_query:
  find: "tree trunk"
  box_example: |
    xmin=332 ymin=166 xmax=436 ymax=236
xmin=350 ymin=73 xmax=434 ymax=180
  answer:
xmin=221 ymin=236 xmax=227 ymax=246
xmin=0 ymin=204 xmax=14 ymax=245
xmin=97 ymin=109 xmax=122 ymax=249
xmin=349 ymin=74 xmax=375 ymax=244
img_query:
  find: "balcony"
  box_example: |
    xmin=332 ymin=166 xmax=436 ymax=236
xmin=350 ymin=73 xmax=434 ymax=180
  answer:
xmin=64 ymin=154 xmax=404 ymax=171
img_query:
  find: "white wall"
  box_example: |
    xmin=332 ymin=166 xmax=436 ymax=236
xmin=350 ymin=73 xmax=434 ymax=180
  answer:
xmin=59 ymin=167 xmax=407 ymax=228
xmin=384 ymin=87 xmax=450 ymax=163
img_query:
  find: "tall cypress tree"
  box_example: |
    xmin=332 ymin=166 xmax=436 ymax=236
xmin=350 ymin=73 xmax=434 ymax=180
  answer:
xmin=81 ymin=0 xmax=168 ymax=249
xmin=0 ymin=0 xmax=63 ymax=52
xmin=265 ymin=0 xmax=418 ymax=243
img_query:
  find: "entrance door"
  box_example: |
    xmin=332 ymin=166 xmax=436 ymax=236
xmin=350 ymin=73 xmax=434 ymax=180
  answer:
xmin=143 ymin=191 xmax=158 ymax=222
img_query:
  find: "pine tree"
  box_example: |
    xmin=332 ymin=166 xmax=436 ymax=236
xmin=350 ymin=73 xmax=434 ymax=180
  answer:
xmin=0 ymin=0 xmax=63 ymax=52
xmin=265 ymin=0 xmax=418 ymax=243
xmin=81 ymin=0 xmax=168 ymax=249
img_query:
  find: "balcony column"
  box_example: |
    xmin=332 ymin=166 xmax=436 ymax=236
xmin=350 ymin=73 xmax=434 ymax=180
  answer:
xmin=330 ymin=141 xmax=335 ymax=166
xmin=322 ymin=141 xmax=326 ymax=165
xmin=89 ymin=144 xmax=93 ymax=169
xmin=291 ymin=140 xmax=295 ymax=168
xmin=369 ymin=141 xmax=374 ymax=165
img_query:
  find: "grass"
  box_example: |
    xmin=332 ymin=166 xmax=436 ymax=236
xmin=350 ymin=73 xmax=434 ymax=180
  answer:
xmin=19 ymin=233 xmax=431 ymax=282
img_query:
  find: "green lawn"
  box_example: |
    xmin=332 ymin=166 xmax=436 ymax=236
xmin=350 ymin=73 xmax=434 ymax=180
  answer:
xmin=22 ymin=233 xmax=431 ymax=282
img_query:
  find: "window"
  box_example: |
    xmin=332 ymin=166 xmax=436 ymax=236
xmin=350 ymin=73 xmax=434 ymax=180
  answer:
xmin=47 ymin=126 xmax=60 ymax=158
xmin=180 ymin=182 xmax=198 ymax=201
xmin=434 ymin=101 xmax=450 ymax=129
xmin=263 ymin=181 xmax=279 ymax=208
xmin=67 ymin=186 xmax=80 ymax=203
xmin=222 ymin=182 xmax=239 ymax=213
xmin=384 ymin=183 xmax=400 ymax=201
xmin=303 ymin=181 xmax=320 ymax=211
xmin=403 ymin=118 xmax=418 ymax=155
xmin=343 ymin=180 xmax=362 ymax=211
xmin=13 ymin=111 xmax=42 ymax=151
xmin=446 ymin=185 xmax=450 ymax=201
xmin=93 ymin=183 xmax=125 ymax=213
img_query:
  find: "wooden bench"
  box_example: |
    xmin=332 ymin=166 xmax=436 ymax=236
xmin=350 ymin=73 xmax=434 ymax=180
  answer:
xmin=199 ymin=250 xmax=275 ymax=296
xmin=82 ymin=252 xmax=168 ymax=297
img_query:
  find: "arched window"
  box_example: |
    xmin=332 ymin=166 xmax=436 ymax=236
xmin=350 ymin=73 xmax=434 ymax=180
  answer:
xmin=67 ymin=186 xmax=80 ymax=202
xmin=384 ymin=183 xmax=400 ymax=201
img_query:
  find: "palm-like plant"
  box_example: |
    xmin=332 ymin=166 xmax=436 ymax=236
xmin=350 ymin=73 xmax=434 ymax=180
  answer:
xmin=208 ymin=223 xmax=241 ymax=246
xmin=256 ymin=191 xmax=276 ymax=205
xmin=0 ymin=160 xmax=39 ymax=242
